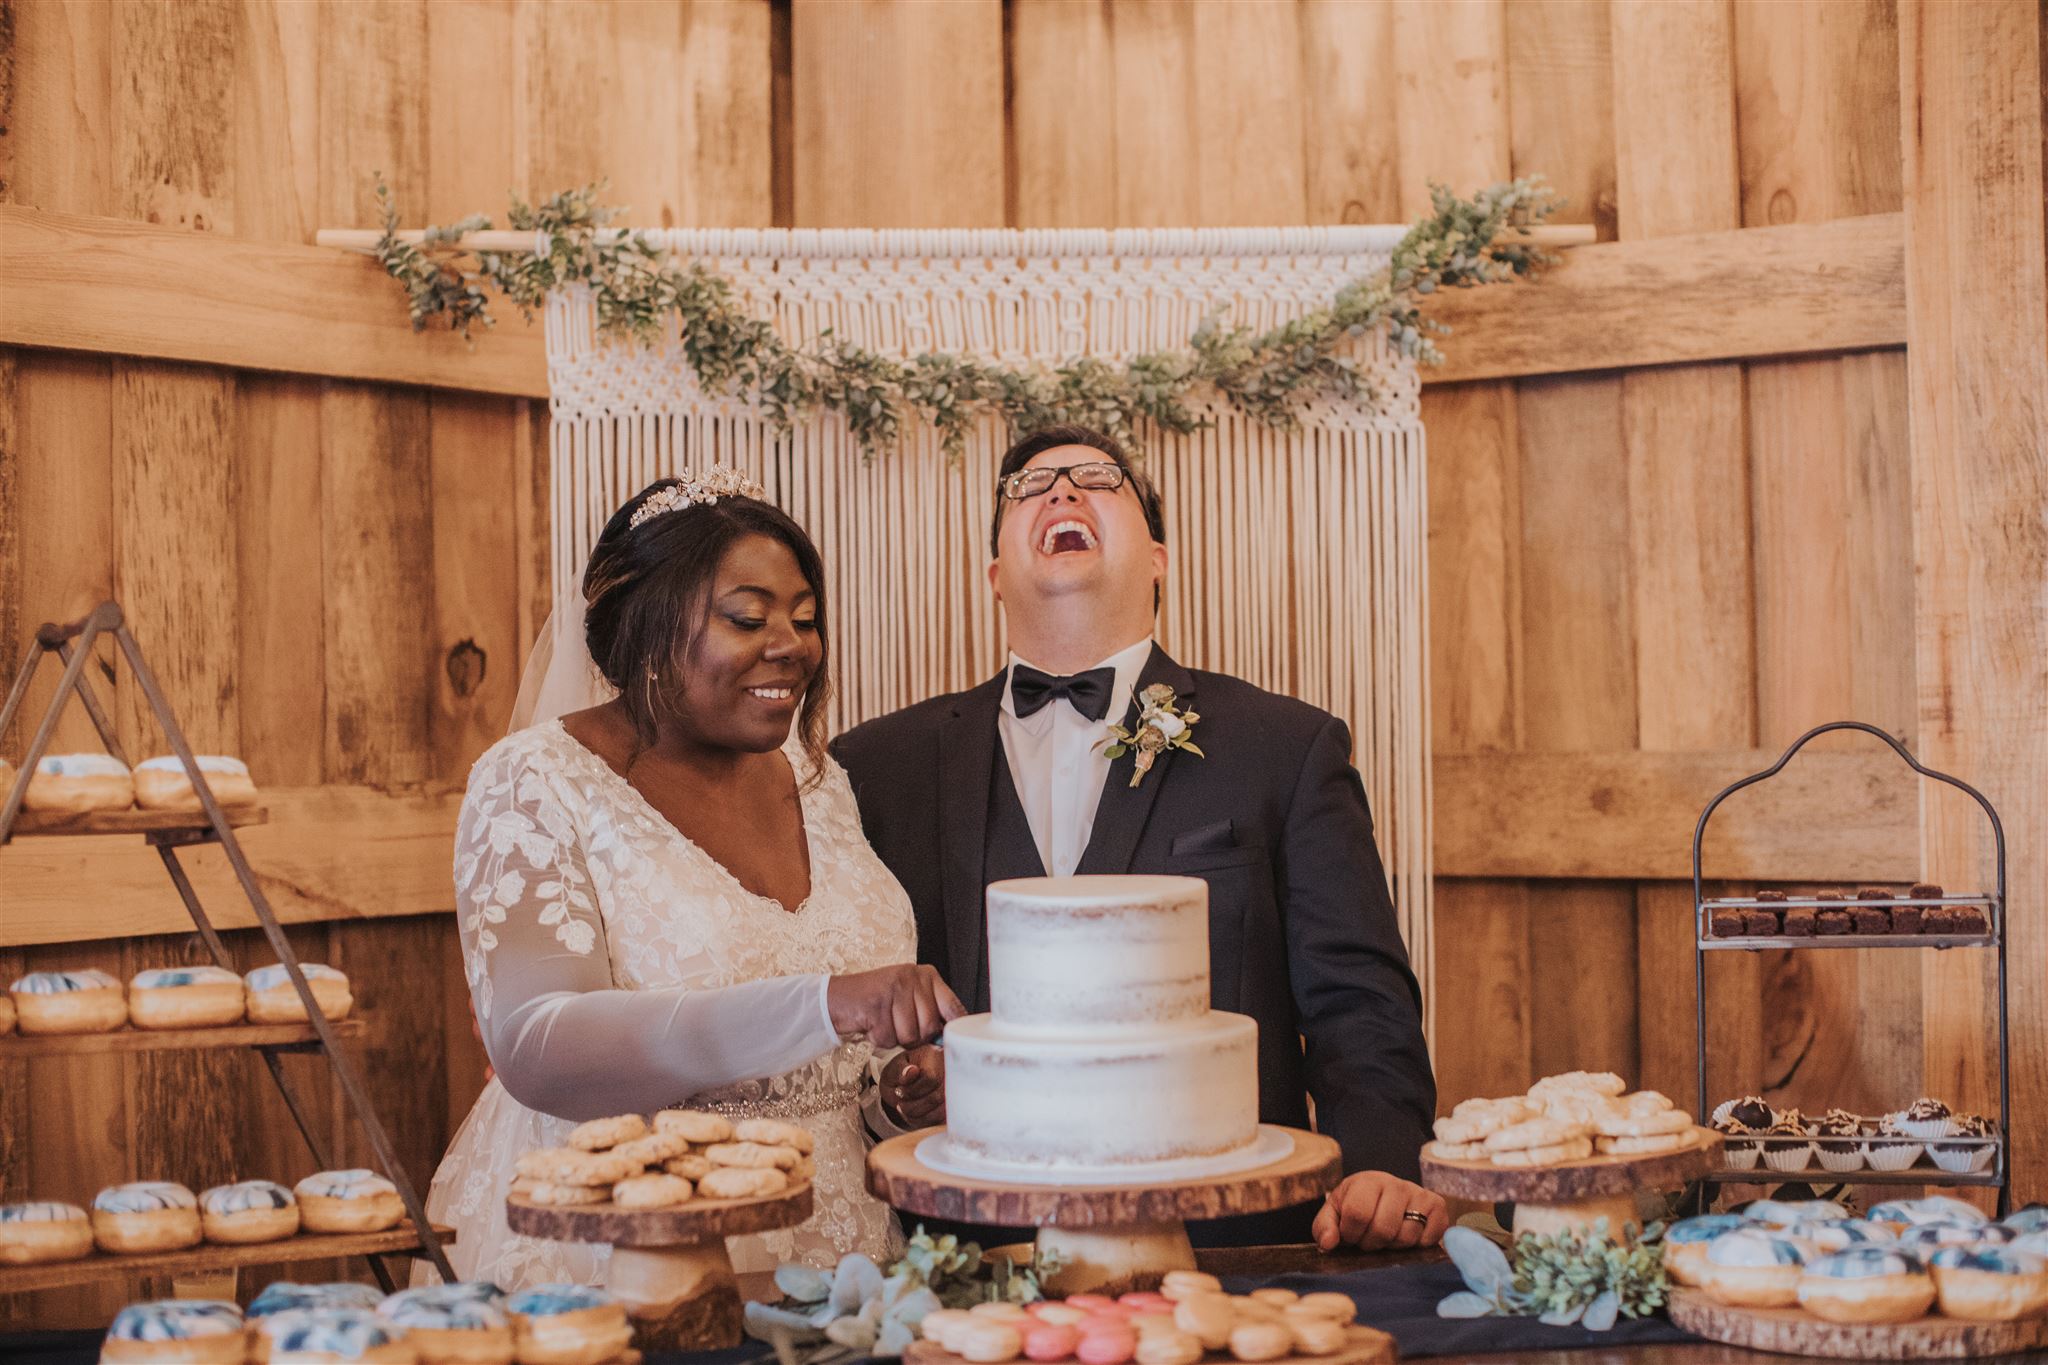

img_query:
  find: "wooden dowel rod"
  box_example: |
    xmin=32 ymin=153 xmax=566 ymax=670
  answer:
xmin=314 ymin=223 xmax=1599 ymax=255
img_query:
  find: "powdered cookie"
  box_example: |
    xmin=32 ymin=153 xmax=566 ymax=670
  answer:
xmin=567 ymin=1114 xmax=648 ymax=1151
xmin=698 ymin=1166 xmax=788 ymax=1200
xmin=611 ymin=1174 xmax=693 ymax=1210
xmin=524 ymin=1181 xmax=610 ymax=1206
xmin=1493 ymin=1136 xmax=1595 ymax=1167
xmin=1424 ymin=1139 xmax=1489 ymax=1161
xmin=663 ymin=1154 xmax=713 ymax=1181
xmin=611 ymin=1131 xmax=690 ymax=1165
xmin=732 ymin=1119 xmax=814 ymax=1154
xmin=1593 ymin=1107 xmax=1692 ymax=1138
xmin=1530 ymin=1071 xmax=1626 ymax=1098
xmin=1484 ymin=1116 xmax=1589 ymax=1152
xmin=1621 ymin=1090 xmax=1675 ymax=1115
xmin=516 ymin=1148 xmax=637 ymax=1186
xmin=1597 ymin=1131 xmax=1694 ymax=1156
xmin=1435 ymin=1103 xmax=1530 ymax=1144
xmin=653 ymin=1110 xmax=733 ymax=1144
xmin=704 ymin=1141 xmax=800 ymax=1170
xmin=1289 ymin=1294 xmax=1358 ymax=1325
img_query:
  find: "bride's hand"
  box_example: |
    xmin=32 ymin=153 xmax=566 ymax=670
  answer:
xmin=826 ymin=964 xmax=965 ymax=1050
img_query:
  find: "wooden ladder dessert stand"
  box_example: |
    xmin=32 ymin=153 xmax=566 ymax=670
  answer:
xmin=1419 ymin=1127 xmax=1723 ymax=1237
xmin=867 ymin=1127 xmax=1341 ymax=1296
xmin=506 ymin=1181 xmax=813 ymax=1351
xmin=0 ymin=602 xmax=455 ymax=1293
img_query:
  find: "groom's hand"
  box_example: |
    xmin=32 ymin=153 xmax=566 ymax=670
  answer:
xmin=827 ymin=964 xmax=965 ymax=1050
xmin=881 ymin=1044 xmax=947 ymax=1129
xmin=1313 ymin=1171 xmax=1447 ymax=1251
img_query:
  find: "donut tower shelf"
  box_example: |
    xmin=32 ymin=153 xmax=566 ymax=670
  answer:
xmin=0 ymin=601 xmax=455 ymax=1294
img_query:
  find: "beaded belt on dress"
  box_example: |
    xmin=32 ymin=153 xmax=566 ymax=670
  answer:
xmin=686 ymin=1084 xmax=863 ymax=1122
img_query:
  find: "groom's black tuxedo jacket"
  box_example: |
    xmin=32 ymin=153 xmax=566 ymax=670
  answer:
xmin=831 ymin=645 xmax=1434 ymax=1243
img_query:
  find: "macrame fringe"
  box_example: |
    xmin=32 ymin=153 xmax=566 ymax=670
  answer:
xmin=542 ymin=229 xmax=1436 ymax=1039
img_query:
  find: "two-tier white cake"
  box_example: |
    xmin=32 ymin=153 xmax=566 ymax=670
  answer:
xmin=935 ymin=874 xmax=1269 ymax=1180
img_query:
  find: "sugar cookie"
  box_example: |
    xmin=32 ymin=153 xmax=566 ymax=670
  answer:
xmin=663 ymin=1154 xmax=713 ymax=1181
xmin=1593 ymin=1107 xmax=1693 ymax=1138
xmin=516 ymin=1148 xmax=638 ymax=1186
xmin=732 ymin=1118 xmax=815 ymax=1154
xmin=652 ymin=1109 xmax=732 ymax=1144
xmin=704 ymin=1140 xmax=800 ymax=1170
xmin=1596 ymin=1131 xmax=1692 ymax=1156
xmin=1483 ymin=1116 xmax=1589 ymax=1152
xmin=611 ymin=1173 xmax=693 ymax=1209
xmin=565 ymin=1113 xmax=647 ymax=1151
xmin=697 ymin=1166 xmax=788 ymax=1200
xmin=610 ymin=1131 xmax=689 ymax=1165
xmin=522 ymin=1182 xmax=610 ymax=1207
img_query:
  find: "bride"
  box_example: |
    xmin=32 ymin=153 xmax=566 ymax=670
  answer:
xmin=427 ymin=469 xmax=961 ymax=1288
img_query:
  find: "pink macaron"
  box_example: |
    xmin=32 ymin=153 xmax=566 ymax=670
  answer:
xmin=1076 ymin=1329 xmax=1136 ymax=1365
xmin=1023 ymin=1324 xmax=1081 ymax=1361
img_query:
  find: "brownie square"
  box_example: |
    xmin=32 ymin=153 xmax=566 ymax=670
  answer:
xmin=1781 ymin=907 xmax=1817 ymax=936
xmin=1951 ymin=904 xmax=1990 ymax=935
xmin=1756 ymin=889 xmax=1788 ymax=903
xmin=1857 ymin=887 xmax=1892 ymax=903
xmin=1921 ymin=906 xmax=1959 ymax=933
xmin=1710 ymin=907 xmax=1745 ymax=938
xmin=1744 ymin=909 xmax=1782 ymax=935
xmin=1891 ymin=905 xmax=1924 ymax=935
xmin=1852 ymin=907 xmax=1890 ymax=934
xmin=1910 ymin=882 xmax=1944 ymax=899
xmin=1817 ymin=909 xmax=1853 ymax=935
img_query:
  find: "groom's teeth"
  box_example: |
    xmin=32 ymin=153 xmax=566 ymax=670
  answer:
xmin=1040 ymin=520 xmax=1098 ymax=554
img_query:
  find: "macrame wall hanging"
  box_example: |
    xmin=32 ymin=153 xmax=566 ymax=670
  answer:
xmin=541 ymin=226 xmax=1435 ymax=1032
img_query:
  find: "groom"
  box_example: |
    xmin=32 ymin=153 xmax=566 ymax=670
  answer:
xmin=833 ymin=424 xmax=1441 ymax=1250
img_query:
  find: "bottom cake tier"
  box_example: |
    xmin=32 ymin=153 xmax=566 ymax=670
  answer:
xmin=941 ymin=1011 xmax=1260 ymax=1170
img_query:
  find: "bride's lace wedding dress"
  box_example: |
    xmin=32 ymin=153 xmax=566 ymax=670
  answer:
xmin=426 ymin=720 xmax=917 ymax=1289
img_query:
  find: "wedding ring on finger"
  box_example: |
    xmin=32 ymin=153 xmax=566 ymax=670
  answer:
xmin=1402 ymin=1210 xmax=1429 ymax=1226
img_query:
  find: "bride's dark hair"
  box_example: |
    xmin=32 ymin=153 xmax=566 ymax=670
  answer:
xmin=582 ymin=480 xmax=832 ymax=786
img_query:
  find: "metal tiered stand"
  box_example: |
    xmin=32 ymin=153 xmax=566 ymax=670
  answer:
xmin=1690 ymin=720 xmax=2009 ymax=1215
xmin=0 ymin=602 xmax=454 ymax=1294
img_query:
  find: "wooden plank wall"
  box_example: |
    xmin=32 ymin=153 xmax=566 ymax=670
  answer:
xmin=0 ymin=0 xmax=2035 ymax=1324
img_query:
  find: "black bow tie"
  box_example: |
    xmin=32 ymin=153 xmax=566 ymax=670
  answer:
xmin=1010 ymin=664 xmax=1116 ymax=722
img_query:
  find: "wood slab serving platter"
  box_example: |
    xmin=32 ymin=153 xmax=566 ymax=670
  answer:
xmin=506 ymin=1179 xmax=812 ymax=1247
xmin=1668 ymin=1289 xmax=2048 ymax=1360
xmin=1419 ymin=1127 xmax=1722 ymax=1202
xmin=905 ymin=1324 xmax=1399 ymax=1365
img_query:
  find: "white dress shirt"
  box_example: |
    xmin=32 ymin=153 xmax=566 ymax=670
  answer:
xmin=998 ymin=637 xmax=1156 ymax=878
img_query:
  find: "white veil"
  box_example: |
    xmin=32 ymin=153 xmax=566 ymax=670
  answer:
xmin=508 ymin=594 xmax=618 ymax=734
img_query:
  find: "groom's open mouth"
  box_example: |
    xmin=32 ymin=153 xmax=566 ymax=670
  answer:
xmin=1038 ymin=518 xmax=1100 ymax=556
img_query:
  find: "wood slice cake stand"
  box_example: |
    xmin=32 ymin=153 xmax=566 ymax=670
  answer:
xmin=904 ymin=1324 xmax=1398 ymax=1365
xmin=507 ymin=1180 xmax=811 ymax=1352
xmin=1419 ymin=1127 xmax=1722 ymax=1236
xmin=868 ymin=1127 xmax=1340 ymax=1297
xmin=1668 ymin=1289 xmax=2048 ymax=1360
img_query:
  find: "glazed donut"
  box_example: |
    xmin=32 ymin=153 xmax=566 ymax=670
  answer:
xmin=100 ymin=1299 xmax=245 ymax=1365
xmin=129 ymin=965 xmax=246 ymax=1029
xmin=379 ymin=1285 xmax=515 ymax=1365
xmin=0 ymin=1201 xmax=94 ymax=1264
xmin=1796 ymin=1248 xmax=1937 ymax=1324
xmin=199 ymin=1180 xmax=299 ymax=1244
xmin=504 ymin=1285 xmax=633 ymax=1365
xmin=91 ymin=1181 xmax=202 ymax=1254
xmin=248 ymin=1282 xmax=386 ymax=1319
xmin=132 ymin=755 xmax=259 ymax=811
xmin=245 ymin=963 xmax=354 ymax=1024
xmin=10 ymin=969 xmax=127 ymax=1034
xmin=22 ymin=753 xmax=133 ymax=813
xmin=294 ymin=1169 xmax=403 ymax=1234
xmin=257 ymin=1307 xmax=415 ymax=1364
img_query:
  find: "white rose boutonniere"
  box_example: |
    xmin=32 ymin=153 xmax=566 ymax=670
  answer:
xmin=1101 ymin=684 xmax=1204 ymax=787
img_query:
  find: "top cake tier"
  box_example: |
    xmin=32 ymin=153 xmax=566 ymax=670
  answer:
xmin=986 ymin=875 xmax=1210 ymax=1034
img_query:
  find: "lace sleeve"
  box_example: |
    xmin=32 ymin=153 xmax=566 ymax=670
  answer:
xmin=454 ymin=738 xmax=842 ymax=1121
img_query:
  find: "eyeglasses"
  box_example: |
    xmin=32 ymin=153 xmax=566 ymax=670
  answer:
xmin=997 ymin=462 xmax=1129 ymax=501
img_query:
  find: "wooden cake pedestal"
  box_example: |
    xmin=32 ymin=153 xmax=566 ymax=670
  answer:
xmin=1668 ymin=1289 xmax=2048 ymax=1360
xmin=507 ymin=1181 xmax=811 ymax=1352
xmin=1419 ymin=1127 xmax=1722 ymax=1236
xmin=867 ymin=1127 xmax=1340 ymax=1297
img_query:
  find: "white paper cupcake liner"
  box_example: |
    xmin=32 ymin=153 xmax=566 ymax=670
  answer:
xmin=1712 ymin=1098 xmax=1776 ymax=1130
xmin=1764 ymin=1142 xmax=1815 ymax=1172
xmin=1814 ymin=1144 xmax=1866 ymax=1173
xmin=1863 ymin=1141 xmax=1926 ymax=1171
xmin=1928 ymin=1143 xmax=1994 ymax=1174
xmin=1897 ymin=1116 xmax=1958 ymax=1140
xmin=1722 ymin=1142 xmax=1761 ymax=1171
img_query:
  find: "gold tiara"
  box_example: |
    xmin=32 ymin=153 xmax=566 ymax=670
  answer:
xmin=627 ymin=467 xmax=767 ymax=530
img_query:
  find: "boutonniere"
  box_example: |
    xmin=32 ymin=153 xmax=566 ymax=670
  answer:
xmin=1101 ymin=684 xmax=1204 ymax=787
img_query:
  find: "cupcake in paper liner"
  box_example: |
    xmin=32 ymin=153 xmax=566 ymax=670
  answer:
xmin=1761 ymin=1119 xmax=1815 ymax=1173
xmin=1863 ymin=1117 xmax=1926 ymax=1172
xmin=1713 ymin=1095 xmax=1778 ymax=1131
xmin=1712 ymin=1114 xmax=1762 ymax=1170
xmin=1930 ymin=1115 xmax=1998 ymax=1175
xmin=1809 ymin=1109 xmax=1867 ymax=1173
xmin=1896 ymin=1096 xmax=1958 ymax=1140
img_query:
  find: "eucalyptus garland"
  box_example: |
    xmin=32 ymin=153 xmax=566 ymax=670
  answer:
xmin=373 ymin=175 xmax=1560 ymax=457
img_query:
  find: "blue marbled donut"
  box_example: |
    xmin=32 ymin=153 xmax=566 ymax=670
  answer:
xmin=1871 ymin=1196 xmax=1990 ymax=1227
xmin=245 ymin=963 xmax=347 ymax=992
xmin=2004 ymin=1204 xmax=2048 ymax=1234
xmin=260 ymin=1308 xmax=402 ymax=1358
xmin=248 ymin=1281 xmax=385 ymax=1317
xmin=1927 ymin=1246 xmax=2047 ymax=1274
xmin=34 ymin=754 xmax=129 ymax=778
xmin=1706 ymin=1228 xmax=1812 ymax=1268
xmin=505 ymin=1284 xmax=616 ymax=1317
xmin=93 ymin=1181 xmax=197 ymax=1214
xmin=10 ymin=969 xmax=120 ymax=994
xmin=1902 ymin=1221 xmax=2015 ymax=1250
xmin=1665 ymin=1214 xmax=1748 ymax=1245
xmin=1806 ymin=1248 xmax=1925 ymax=1279
xmin=379 ymin=1284 xmax=510 ymax=1330
xmin=105 ymin=1299 xmax=243 ymax=1342
xmin=1790 ymin=1218 xmax=1896 ymax=1251
xmin=295 ymin=1168 xmax=395 ymax=1201
xmin=132 ymin=966 xmax=241 ymax=990
xmin=0 ymin=1201 xmax=87 ymax=1224
xmin=2008 ymin=1231 xmax=2048 ymax=1259
xmin=200 ymin=1180 xmax=296 ymax=1215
